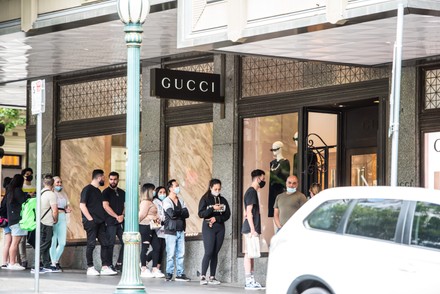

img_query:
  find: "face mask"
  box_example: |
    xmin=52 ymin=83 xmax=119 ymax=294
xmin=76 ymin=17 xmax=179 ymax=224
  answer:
xmin=211 ymin=190 xmax=220 ymax=197
xmin=173 ymin=187 xmax=180 ymax=194
xmin=26 ymin=175 xmax=33 ymax=182
xmin=287 ymin=187 xmax=296 ymax=194
xmin=259 ymin=180 xmax=266 ymax=189
xmin=153 ymin=191 xmax=157 ymax=197
xmin=158 ymin=194 xmax=166 ymax=201
xmin=55 ymin=186 xmax=63 ymax=192
xmin=99 ymin=180 xmax=105 ymax=187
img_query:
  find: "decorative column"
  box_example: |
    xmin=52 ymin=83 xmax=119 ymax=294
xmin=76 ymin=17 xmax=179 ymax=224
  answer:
xmin=115 ymin=0 xmax=150 ymax=293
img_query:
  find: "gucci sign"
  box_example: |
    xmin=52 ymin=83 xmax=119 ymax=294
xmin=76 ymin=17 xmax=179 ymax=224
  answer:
xmin=150 ymin=68 xmax=223 ymax=103
xmin=435 ymin=139 xmax=440 ymax=152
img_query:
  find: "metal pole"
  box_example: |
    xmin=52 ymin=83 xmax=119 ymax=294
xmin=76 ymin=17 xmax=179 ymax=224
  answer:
xmin=390 ymin=3 xmax=404 ymax=187
xmin=114 ymin=22 xmax=146 ymax=294
xmin=34 ymin=112 xmax=42 ymax=292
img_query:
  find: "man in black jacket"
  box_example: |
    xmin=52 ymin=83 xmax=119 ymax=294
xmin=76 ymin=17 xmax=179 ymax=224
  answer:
xmin=163 ymin=179 xmax=190 ymax=282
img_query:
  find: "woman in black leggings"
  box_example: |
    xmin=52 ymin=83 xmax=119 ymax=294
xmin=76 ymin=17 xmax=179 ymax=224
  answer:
xmin=198 ymin=179 xmax=231 ymax=285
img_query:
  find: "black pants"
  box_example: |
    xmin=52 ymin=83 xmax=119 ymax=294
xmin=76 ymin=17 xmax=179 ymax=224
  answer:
xmin=140 ymin=224 xmax=160 ymax=267
xmin=201 ymin=221 xmax=225 ymax=277
xmin=146 ymin=237 xmax=165 ymax=267
xmin=40 ymin=224 xmax=53 ymax=268
xmin=106 ymin=223 xmax=124 ymax=265
xmin=83 ymin=220 xmax=111 ymax=267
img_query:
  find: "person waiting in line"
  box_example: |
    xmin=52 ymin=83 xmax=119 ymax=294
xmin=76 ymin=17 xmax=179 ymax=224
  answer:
xmin=102 ymin=171 xmax=125 ymax=272
xmin=145 ymin=185 xmax=167 ymax=277
xmin=5 ymin=174 xmax=28 ymax=270
xmin=273 ymin=175 xmax=307 ymax=233
xmin=1 ymin=177 xmax=12 ymax=269
xmin=19 ymin=167 xmax=35 ymax=269
xmin=198 ymin=179 xmax=231 ymax=286
xmin=138 ymin=183 xmax=163 ymax=278
xmin=49 ymin=176 xmax=71 ymax=272
xmin=309 ymin=182 xmax=322 ymax=198
xmin=80 ymin=169 xmax=117 ymax=276
xmin=32 ymin=174 xmax=59 ymax=274
xmin=241 ymin=169 xmax=265 ymax=290
xmin=163 ymin=179 xmax=190 ymax=282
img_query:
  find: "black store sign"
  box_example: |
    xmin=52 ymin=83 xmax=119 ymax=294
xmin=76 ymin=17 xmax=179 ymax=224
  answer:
xmin=150 ymin=68 xmax=223 ymax=103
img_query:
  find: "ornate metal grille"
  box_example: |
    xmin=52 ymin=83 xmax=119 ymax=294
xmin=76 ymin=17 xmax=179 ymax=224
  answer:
xmin=59 ymin=76 xmax=131 ymax=122
xmin=241 ymin=56 xmax=389 ymax=98
xmin=166 ymin=62 xmax=214 ymax=107
xmin=425 ymin=69 xmax=440 ymax=110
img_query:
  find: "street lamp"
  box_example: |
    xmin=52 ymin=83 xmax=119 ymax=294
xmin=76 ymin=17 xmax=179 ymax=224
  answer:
xmin=115 ymin=0 xmax=150 ymax=293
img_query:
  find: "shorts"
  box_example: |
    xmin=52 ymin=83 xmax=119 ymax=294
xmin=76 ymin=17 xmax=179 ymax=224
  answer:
xmin=10 ymin=224 xmax=28 ymax=237
xmin=3 ymin=226 xmax=11 ymax=234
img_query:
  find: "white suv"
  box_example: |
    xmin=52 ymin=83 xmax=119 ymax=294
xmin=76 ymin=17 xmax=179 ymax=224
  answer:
xmin=266 ymin=186 xmax=440 ymax=294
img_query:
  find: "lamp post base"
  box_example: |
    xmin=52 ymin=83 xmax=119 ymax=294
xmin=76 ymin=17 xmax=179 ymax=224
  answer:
xmin=114 ymin=232 xmax=146 ymax=294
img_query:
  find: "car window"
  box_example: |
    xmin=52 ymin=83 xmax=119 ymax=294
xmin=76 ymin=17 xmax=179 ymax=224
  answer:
xmin=305 ymin=199 xmax=350 ymax=232
xmin=411 ymin=202 xmax=440 ymax=250
xmin=345 ymin=199 xmax=402 ymax=241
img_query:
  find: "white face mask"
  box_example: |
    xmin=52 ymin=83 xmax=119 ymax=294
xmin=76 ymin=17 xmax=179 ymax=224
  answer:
xmin=287 ymin=187 xmax=297 ymax=194
xmin=211 ymin=190 xmax=220 ymax=197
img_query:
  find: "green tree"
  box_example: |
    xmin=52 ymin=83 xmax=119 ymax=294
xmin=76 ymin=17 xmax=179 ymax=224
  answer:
xmin=0 ymin=108 xmax=26 ymax=132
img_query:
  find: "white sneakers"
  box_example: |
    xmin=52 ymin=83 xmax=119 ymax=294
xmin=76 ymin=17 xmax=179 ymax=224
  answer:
xmin=151 ymin=268 xmax=165 ymax=278
xmin=100 ymin=266 xmax=118 ymax=276
xmin=140 ymin=267 xmax=154 ymax=278
xmin=6 ymin=263 xmax=25 ymax=271
xmin=86 ymin=267 xmax=100 ymax=276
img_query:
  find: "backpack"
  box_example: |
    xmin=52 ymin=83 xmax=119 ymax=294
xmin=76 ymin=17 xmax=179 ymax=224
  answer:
xmin=19 ymin=190 xmax=51 ymax=231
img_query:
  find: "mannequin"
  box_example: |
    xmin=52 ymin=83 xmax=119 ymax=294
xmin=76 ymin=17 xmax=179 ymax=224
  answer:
xmin=268 ymin=141 xmax=290 ymax=217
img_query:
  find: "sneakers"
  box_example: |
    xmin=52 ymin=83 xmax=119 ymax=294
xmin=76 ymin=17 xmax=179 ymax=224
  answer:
xmin=100 ymin=266 xmax=118 ymax=276
xmin=21 ymin=260 xmax=28 ymax=269
xmin=45 ymin=266 xmax=61 ymax=273
xmin=140 ymin=268 xmax=154 ymax=278
xmin=7 ymin=263 xmax=25 ymax=271
xmin=208 ymin=276 xmax=221 ymax=285
xmin=86 ymin=267 xmax=100 ymax=276
xmin=1 ymin=264 xmax=7 ymax=269
xmin=151 ymin=268 xmax=165 ymax=278
xmin=115 ymin=263 xmax=123 ymax=271
xmin=165 ymin=273 xmax=173 ymax=281
xmin=55 ymin=263 xmax=63 ymax=272
xmin=200 ymin=276 xmax=208 ymax=285
xmin=175 ymin=274 xmax=191 ymax=282
xmin=245 ymin=281 xmax=265 ymax=290
xmin=31 ymin=267 xmax=49 ymax=274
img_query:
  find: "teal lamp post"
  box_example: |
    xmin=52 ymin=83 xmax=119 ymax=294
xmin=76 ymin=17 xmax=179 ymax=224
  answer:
xmin=115 ymin=0 xmax=149 ymax=293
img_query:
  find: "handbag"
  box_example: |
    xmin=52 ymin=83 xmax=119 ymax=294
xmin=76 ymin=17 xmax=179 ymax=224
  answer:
xmin=246 ymin=234 xmax=261 ymax=258
xmin=149 ymin=219 xmax=161 ymax=230
xmin=0 ymin=217 xmax=8 ymax=228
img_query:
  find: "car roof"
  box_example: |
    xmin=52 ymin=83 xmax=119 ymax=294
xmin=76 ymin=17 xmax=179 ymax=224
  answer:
xmin=313 ymin=186 xmax=440 ymax=205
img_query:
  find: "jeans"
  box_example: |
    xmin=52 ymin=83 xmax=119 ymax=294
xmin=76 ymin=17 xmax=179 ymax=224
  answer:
xmin=50 ymin=213 xmax=67 ymax=263
xmin=40 ymin=224 xmax=53 ymax=268
xmin=83 ymin=220 xmax=111 ymax=267
xmin=165 ymin=231 xmax=185 ymax=276
xmin=105 ymin=223 xmax=124 ymax=265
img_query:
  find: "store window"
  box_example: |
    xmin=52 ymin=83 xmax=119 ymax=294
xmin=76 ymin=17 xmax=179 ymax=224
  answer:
xmin=168 ymin=122 xmax=213 ymax=237
xmin=59 ymin=134 xmax=126 ymax=241
xmin=424 ymin=132 xmax=440 ymax=189
xmin=242 ymin=113 xmax=298 ymax=253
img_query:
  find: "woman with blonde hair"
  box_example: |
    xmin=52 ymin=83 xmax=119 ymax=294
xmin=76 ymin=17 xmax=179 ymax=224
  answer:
xmin=309 ymin=183 xmax=322 ymax=198
xmin=138 ymin=183 xmax=163 ymax=278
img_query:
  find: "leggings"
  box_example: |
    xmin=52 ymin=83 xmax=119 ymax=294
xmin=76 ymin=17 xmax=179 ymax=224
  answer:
xmin=201 ymin=221 xmax=225 ymax=277
xmin=140 ymin=224 xmax=160 ymax=267
xmin=146 ymin=237 xmax=165 ymax=266
xmin=50 ymin=212 xmax=67 ymax=263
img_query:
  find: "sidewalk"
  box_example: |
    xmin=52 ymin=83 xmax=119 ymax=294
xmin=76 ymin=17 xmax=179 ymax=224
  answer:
xmin=0 ymin=269 xmax=252 ymax=294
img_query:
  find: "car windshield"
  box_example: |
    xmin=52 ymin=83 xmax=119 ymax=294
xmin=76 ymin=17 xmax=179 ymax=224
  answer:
xmin=305 ymin=199 xmax=350 ymax=232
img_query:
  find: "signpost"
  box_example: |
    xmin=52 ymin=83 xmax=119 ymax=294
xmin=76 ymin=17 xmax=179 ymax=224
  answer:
xmin=31 ymin=79 xmax=45 ymax=293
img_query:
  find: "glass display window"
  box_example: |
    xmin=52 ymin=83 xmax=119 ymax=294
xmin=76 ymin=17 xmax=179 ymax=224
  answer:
xmin=424 ymin=131 xmax=440 ymax=190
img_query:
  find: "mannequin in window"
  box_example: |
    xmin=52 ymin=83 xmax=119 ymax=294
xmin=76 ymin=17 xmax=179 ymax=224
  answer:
xmin=268 ymin=141 xmax=290 ymax=217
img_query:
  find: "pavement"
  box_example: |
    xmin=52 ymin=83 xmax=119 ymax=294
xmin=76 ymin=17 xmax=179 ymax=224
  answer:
xmin=0 ymin=269 xmax=256 ymax=294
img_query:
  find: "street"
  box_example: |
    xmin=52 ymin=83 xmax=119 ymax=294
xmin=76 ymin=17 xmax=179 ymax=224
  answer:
xmin=0 ymin=269 xmax=254 ymax=294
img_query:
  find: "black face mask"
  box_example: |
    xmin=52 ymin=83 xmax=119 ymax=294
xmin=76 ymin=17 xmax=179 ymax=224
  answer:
xmin=259 ymin=180 xmax=266 ymax=189
xmin=99 ymin=180 xmax=105 ymax=187
xmin=25 ymin=175 xmax=33 ymax=182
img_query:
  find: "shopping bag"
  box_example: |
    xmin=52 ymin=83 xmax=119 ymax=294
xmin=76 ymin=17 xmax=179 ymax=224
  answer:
xmin=246 ymin=234 xmax=261 ymax=258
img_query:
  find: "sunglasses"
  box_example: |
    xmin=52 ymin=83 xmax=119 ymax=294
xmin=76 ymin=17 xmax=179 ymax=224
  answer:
xmin=270 ymin=147 xmax=281 ymax=152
